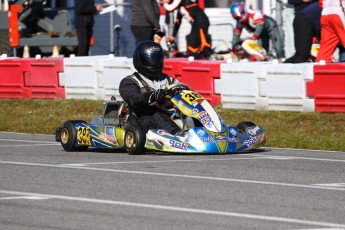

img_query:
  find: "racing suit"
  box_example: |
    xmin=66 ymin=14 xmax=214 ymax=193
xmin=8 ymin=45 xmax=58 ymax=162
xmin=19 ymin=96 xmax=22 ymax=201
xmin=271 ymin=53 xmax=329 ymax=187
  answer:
xmin=172 ymin=0 xmax=213 ymax=59
xmin=119 ymin=72 xmax=182 ymax=135
xmin=316 ymin=0 xmax=345 ymax=62
xmin=232 ymin=9 xmax=285 ymax=59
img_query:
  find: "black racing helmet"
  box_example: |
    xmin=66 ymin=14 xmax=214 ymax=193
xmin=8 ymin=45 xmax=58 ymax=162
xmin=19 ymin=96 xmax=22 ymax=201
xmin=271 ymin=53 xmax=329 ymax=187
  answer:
xmin=133 ymin=40 xmax=164 ymax=78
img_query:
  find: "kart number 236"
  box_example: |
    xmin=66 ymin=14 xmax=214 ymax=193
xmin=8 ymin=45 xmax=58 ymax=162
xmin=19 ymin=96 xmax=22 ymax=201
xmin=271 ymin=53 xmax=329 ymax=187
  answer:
xmin=77 ymin=127 xmax=91 ymax=145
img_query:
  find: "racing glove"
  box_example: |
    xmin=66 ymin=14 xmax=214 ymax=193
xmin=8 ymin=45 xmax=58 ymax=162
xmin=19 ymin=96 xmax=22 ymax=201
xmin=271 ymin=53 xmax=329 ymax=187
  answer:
xmin=143 ymin=89 xmax=167 ymax=105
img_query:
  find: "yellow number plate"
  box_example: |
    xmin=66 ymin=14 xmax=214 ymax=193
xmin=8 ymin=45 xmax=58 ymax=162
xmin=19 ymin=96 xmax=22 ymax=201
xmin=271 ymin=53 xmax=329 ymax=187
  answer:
xmin=77 ymin=127 xmax=91 ymax=145
xmin=246 ymin=42 xmax=261 ymax=50
xmin=181 ymin=92 xmax=202 ymax=105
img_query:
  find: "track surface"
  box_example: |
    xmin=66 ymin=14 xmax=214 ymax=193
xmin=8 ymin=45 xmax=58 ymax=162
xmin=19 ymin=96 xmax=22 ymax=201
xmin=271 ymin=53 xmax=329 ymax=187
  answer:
xmin=0 ymin=132 xmax=344 ymax=230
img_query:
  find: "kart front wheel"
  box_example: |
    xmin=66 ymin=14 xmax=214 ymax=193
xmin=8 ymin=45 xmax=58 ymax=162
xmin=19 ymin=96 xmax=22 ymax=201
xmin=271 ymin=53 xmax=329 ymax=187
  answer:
xmin=61 ymin=120 xmax=88 ymax=152
xmin=124 ymin=126 xmax=146 ymax=155
xmin=237 ymin=121 xmax=256 ymax=135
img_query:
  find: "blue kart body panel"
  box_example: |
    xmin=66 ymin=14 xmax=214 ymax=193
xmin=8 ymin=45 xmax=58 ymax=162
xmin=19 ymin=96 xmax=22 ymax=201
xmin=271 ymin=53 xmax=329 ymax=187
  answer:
xmin=145 ymin=126 xmax=266 ymax=154
xmin=70 ymin=123 xmax=125 ymax=149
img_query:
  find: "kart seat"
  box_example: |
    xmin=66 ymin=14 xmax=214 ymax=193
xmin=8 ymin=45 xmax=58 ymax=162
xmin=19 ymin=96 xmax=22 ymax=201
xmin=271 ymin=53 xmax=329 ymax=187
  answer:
xmin=90 ymin=96 xmax=127 ymax=127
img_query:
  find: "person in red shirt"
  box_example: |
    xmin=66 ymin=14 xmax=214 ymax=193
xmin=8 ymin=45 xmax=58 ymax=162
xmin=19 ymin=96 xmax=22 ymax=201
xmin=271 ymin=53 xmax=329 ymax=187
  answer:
xmin=230 ymin=3 xmax=285 ymax=60
xmin=316 ymin=0 xmax=345 ymax=62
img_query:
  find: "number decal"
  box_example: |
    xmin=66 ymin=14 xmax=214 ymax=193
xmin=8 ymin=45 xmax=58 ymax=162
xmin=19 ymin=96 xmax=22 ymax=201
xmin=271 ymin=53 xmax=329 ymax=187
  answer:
xmin=247 ymin=42 xmax=261 ymax=50
xmin=77 ymin=127 xmax=91 ymax=145
xmin=182 ymin=92 xmax=202 ymax=105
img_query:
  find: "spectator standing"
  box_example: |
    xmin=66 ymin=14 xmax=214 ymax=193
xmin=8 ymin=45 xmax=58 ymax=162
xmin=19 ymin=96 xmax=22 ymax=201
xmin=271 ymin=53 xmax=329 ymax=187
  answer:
xmin=284 ymin=2 xmax=321 ymax=63
xmin=164 ymin=0 xmax=213 ymax=59
xmin=230 ymin=3 xmax=285 ymax=60
xmin=288 ymin=0 xmax=317 ymax=14
xmin=316 ymin=0 xmax=345 ymax=63
xmin=74 ymin=0 xmax=103 ymax=56
xmin=130 ymin=0 xmax=164 ymax=45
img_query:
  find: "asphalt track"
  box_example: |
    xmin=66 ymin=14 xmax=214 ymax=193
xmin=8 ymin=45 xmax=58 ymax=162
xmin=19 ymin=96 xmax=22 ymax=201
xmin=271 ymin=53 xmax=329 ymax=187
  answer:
xmin=0 ymin=132 xmax=344 ymax=230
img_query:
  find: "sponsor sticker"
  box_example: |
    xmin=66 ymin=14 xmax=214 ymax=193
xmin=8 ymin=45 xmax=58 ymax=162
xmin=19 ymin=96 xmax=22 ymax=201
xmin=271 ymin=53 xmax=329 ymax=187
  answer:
xmin=244 ymin=136 xmax=258 ymax=147
xmin=99 ymin=132 xmax=118 ymax=145
xmin=229 ymin=128 xmax=237 ymax=136
xmin=196 ymin=129 xmax=206 ymax=136
xmin=169 ymin=140 xmax=187 ymax=150
xmin=248 ymin=127 xmax=260 ymax=136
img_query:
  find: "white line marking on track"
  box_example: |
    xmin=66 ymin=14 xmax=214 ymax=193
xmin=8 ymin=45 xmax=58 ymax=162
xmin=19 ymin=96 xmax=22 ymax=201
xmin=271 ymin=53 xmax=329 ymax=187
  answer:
xmin=0 ymin=144 xmax=60 ymax=147
xmin=1 ymin=160 xmax=345 ymax=191
xmin=253 ymin=154 xmax=345 ymax=163
xmin=292 ymin=228 xmax=345 ymax=230
xmin=59 ymin=153 xmax=345 ymax=167
xmin=0 ymin=190 xmax=344 ymax=228
xmin=0 ymin=196 xmax=49 ymax=200
xmin=264 ymin=147 xmax=344 ymax=153
xmin=312 ymin=183 xmax=345 ymax=188
xmin=59 ymin=156 xmax=272 ymax=166
xmin=0 ymin=138 xmax=56 ymax=143
xmin=0 ymin=138 xmax=59 ymax=147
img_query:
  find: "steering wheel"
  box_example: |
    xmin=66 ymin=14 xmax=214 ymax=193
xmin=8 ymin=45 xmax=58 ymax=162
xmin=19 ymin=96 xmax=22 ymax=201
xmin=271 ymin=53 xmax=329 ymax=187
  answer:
xmin=166 ymin=82 xmax=191 ymax=97
xmin=155 ymin=82 xmax=191 ymax=114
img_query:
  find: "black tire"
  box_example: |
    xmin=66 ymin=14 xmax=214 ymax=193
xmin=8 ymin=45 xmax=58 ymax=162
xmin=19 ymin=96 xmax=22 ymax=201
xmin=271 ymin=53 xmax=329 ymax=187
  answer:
xmin=124 ymin=116 xmax=146 ymax=155
xmin=60 ymin=120 xmax=89 ymax=151
xmin=237 ymin=121 xmax=256 ymax=135
xmin=0 ymin=30 xmax=12 ymax=56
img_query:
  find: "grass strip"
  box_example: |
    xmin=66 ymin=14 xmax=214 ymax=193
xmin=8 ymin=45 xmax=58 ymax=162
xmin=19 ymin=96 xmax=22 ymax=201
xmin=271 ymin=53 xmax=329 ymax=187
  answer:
xmin=1 ymin=99 xmax=344 ymax=152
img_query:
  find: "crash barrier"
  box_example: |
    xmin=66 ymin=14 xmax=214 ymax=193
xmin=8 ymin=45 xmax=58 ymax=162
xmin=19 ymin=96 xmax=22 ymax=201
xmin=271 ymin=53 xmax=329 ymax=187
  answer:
xmin=2 ymin=55 xmax=345 ymax=113
xmin=0 ymin=57 xmax=65 ymax=99
xmin=307 ymin=63 xmax=345 ymax=113
xmin=164 ymin=58 xmax=225 ymax=107
xmin=61 ymin=55 xmax=134 ymax=100
xmin=215 ymin=62 xmax=315 ymax=112
xmin=101 ymin=57 xmax=135 ymax=100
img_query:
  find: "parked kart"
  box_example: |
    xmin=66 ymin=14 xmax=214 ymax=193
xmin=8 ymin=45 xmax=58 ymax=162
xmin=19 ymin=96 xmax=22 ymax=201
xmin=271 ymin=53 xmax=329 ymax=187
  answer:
xmin=55 ymin=83 xmax=266 ymax=154
xmin=211 ymin=39 xmax=268 ymax=62
xmin=232 ymin=39 xmax=268 ymax=61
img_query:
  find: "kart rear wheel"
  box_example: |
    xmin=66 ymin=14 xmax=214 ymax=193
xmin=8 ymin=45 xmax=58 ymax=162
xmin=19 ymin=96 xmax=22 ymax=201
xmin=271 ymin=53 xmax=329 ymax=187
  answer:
xmin=237 ymin=121 xmax=256 ymax=135
xmin=61 ymin=120 xmax=89 ymax=152
xmin=124 ymin=126 xmax=146 ymax=155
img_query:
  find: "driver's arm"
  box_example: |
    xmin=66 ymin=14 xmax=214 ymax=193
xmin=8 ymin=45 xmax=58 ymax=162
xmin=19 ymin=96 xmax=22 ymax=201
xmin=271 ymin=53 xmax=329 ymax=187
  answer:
xmin=119 ymin=77 xmax=166 ymax=108
xmin=119 ymin=77 xmax=149 ymax=109
xmin=252 ymin=12 xmax=265 ymax=39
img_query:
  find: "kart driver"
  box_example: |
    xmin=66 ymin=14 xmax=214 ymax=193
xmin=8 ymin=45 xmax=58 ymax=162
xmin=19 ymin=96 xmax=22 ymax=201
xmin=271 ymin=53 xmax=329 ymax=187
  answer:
xmin=119 ymin=40 xmax=184 ymax=136
xmin=230 ymin=2 xmax=285 ymax=60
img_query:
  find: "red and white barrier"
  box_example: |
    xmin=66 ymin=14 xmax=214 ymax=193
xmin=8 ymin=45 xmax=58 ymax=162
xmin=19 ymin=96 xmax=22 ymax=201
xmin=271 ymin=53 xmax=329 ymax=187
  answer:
xmin=0 ymin=57 xmax=65 ymax=99
xmin=1 ymin=55 xmax=345 ymax=113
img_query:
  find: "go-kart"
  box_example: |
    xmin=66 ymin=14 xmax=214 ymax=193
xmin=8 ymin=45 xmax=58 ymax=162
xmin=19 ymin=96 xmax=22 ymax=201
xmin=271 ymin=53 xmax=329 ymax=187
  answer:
xmin=232 ymin=39 xmax=268 ymax=62
xmin=211 ymin=39 xmax=268 ymax=62
xmin=55 ymin=83 xmax=266 ymax=154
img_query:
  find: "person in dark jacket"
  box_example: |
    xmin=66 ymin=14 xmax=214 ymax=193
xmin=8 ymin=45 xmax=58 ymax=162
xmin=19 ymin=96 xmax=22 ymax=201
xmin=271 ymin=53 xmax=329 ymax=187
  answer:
xmin=288 ymin=0 xmax=318 ymax=14
xmin=164 ymin=0 xmax=213 ymax=59
xmin=119 ymin=41 xmax=183 ymax=136
xmin=74 ymin=0 xmax=103 ymax=56
xmin=130 ymin=0 xmax=164 ymax=44
xmin=284 ymin=2 xmax=321 ymax=63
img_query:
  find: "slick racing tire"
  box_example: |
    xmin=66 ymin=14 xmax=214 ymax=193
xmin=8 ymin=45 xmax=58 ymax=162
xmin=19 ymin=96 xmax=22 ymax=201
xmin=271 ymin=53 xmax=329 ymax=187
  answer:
xmin=60 ymin=120 xmax=89 ymax=152
xmin=237 ymin=121 xmax=256 ymax=135
xmin=124 ymin=116 xmax=146 ymax=155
